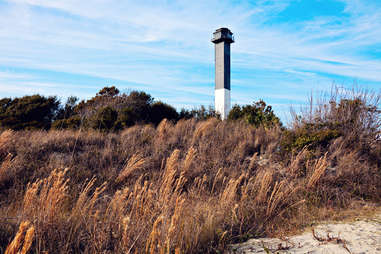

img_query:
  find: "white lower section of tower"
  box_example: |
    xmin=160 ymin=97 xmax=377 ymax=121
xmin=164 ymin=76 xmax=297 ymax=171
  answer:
xmin=215 ymin=88 xmax=231 ymax=120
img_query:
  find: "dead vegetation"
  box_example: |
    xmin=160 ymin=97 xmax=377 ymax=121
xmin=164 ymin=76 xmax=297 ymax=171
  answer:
xmin=0 ymin=89 xmax=380 ymax=253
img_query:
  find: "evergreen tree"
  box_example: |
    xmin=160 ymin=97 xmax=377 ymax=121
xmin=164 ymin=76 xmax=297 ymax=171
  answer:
xmin=0 ymin=95 xmax=60 ymax=130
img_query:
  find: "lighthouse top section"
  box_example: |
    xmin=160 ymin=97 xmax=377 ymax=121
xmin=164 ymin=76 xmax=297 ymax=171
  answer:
xmin=211 ymin=28 xmax=234 ymax=44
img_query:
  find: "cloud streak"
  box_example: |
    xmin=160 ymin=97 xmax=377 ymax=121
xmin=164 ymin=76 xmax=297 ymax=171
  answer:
xmin=0 ymin=0 xmax=380 ymax=119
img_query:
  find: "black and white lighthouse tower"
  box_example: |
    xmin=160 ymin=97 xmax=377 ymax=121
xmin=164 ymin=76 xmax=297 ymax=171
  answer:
xmin=211 ymin=28 xmax=234 ymax=120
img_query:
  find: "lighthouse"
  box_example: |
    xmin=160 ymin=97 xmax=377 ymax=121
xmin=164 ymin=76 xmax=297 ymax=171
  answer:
xmin=211 ymin=27 xmax=234 ymax=120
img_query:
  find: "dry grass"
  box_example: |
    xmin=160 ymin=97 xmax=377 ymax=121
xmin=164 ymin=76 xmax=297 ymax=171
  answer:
xmin=5 ymin=221 xmax=34 ymax=254
xmin=256 ymin=170 xmax=274 ymax=203
xmin=307 ymin=153 xmax=328 ymax=188
xmin=116 ymin=153 xmax=146 ymax=183
xmin=0 ymin=130 xmax=14 ymax=155
xmin=0 ymin=95 xmax=379 ymax=253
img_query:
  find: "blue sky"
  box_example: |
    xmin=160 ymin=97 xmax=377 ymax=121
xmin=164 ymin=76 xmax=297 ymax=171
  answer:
xmin=0 ymin=0 xmax=380 ymax=122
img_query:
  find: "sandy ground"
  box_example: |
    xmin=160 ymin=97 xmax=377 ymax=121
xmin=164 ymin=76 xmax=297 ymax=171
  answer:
xmin=229 ymin=213 xmax=381 ymax=254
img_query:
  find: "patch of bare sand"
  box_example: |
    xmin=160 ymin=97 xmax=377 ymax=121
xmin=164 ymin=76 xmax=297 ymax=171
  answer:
xmin=229 ymin=212 xmax=381 ymax=254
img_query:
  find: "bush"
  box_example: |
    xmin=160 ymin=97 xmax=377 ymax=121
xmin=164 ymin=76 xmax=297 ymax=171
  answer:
xmin=282 ymin=88 xmax=380 ymax=157
xmin=120 ymin=91 xmax=152 ymax=124
xmin=150 ymin=101 xmax=179 ymax=125
xmin=0 ymin=95 xmax=59 ymax=130
xmin=55 ymin=96 xmax=79 ymax=120
xmin=52 ymin=96 xmax=81 ymax=130
xmin=70 ymin=88 xmax=157 ymax=129
xmin=90 ymin=106 xmax=118 ymax=131
xmin=51 ymin=115 xmax=82 ymax=130
xmin=228 ymin=100 xmax=281 ymax=128
xmin=179 ymin=105 xmax=219 ymax=120
xmin=281 ymin=127 xmax=341 ymax=152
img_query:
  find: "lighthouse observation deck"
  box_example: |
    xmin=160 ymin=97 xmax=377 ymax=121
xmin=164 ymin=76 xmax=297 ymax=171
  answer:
xmin=211 ymin=28 xmax=235 ymax=44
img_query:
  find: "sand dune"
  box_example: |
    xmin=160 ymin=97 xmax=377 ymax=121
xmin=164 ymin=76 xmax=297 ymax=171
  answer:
xmin=230 ymin=213 xmax=381 ymax=254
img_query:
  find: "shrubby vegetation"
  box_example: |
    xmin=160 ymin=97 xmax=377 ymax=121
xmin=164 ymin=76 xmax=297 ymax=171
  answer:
xmin=0 ymin=95 xmax=60 ymax=130
xmin=55 ymin=87 xmax=176 ymax=131
xmin=0 ymin=86 xmax=380 ymax=253
xmin=228 ymin=99 xmax=281 ymax=128
xmin=281 ymin=90 xmax=380 ymax=159
xmin=0 ymin=86 xmax=222 ymax=132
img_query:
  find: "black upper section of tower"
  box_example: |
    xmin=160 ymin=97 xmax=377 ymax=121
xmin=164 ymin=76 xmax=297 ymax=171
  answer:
xmin=211 ymin=28 xmax=234 ymax=44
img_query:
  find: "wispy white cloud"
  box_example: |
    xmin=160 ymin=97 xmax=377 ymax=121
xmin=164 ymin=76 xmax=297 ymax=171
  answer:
xmin=0 ymin=70 xmax=33 ymax=80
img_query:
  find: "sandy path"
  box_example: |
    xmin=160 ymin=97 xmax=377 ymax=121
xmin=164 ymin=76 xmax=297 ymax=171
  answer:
xmin=229 ymin=213 xmax=381 ymax=254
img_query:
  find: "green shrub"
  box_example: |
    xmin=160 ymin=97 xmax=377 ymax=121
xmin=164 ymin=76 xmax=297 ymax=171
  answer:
xmin=282 ymin=91 xmax=380 ymax=155
xmin=52 ymin=96 xmax=81 ymax=129
xmin=281 ymin=127 xmax=341 ymax=152
xmin=150 ymin=101 xmax=179 ymax=125
xmin=115 ymin=106 xmax=138 ymax=128
xmin=51 ymin=115 xmax=82 ymax=130
xmin=228 ymin=100 xmax=281 ymax=128
xmin=178 ymin=105 xmax=219 ymax=120
xmin=90 ymin=106 xmax=118 ymax=131
xmin=0 ymin=95 xmax=59 ymax=130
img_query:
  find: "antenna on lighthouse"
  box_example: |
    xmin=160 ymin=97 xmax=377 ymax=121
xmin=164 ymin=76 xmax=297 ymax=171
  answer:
xmin=211 ymin=27 xmax=234 ymax=120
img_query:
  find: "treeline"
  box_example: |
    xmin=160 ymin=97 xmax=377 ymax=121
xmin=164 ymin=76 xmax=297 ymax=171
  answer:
xmin=0 ymin=86 xmax=281 ymax=131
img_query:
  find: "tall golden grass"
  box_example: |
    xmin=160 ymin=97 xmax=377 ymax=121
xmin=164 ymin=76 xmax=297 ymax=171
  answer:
xmin=0 ymin=95 xmax=379 ymax=253
xmin=5 ymin=221 xmax=34 ymax=254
